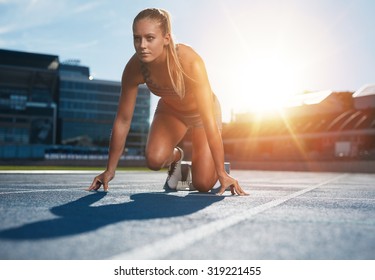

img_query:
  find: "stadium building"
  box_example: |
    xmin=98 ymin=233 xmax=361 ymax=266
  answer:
xmin=0 ymin=49 xmax=150 ymax=160
xmin=0 ymin=49 xmax=59 ymax=147
xmin=221 ymin=86 xmax=375 ymax=172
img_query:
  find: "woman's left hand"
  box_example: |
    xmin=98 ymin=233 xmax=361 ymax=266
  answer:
xmin=217 ymin=174 xmax=249 ymax=196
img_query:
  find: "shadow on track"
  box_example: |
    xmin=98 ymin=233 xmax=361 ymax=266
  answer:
xmin=0 ymin=192 xmax=224 ymax=240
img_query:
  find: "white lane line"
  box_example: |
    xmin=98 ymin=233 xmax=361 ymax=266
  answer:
xmin=109 ymin=174 xmax=347 ymax=260
xmin=0 ymin=188 xmax=86 ymax=195
xmin=0 ymin=170 xmax=101 ymax=174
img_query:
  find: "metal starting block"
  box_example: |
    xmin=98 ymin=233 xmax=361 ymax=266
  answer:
xmin=176 ymin=161 xmax=231 ymax=191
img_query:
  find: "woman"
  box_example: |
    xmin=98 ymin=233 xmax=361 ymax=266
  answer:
xmin=88 ymin=8 xmax=247 ymax=196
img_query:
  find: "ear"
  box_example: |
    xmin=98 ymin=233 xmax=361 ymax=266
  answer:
xmin=164 ymin=33 xmax=171 ymax=46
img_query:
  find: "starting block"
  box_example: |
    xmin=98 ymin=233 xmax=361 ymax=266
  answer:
xmin=176 ymin=161 xmax=231 ymax=191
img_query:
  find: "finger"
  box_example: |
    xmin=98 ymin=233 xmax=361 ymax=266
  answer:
xmin=236 ymin=187 xmax=247 ymax=196
xmin=234 ymin=183 xmax=249 ymax=196
xmin=217 ymin=183 xmax=235 ymax=196
xmin=216 ymin=187 xmax=225 ymax=196
xmin=216 ymin=184 xmax=228 ymax=195
xmin=239 ymin=185 xmax=250 ymax=196
xmin=230 ymin=184 xmax=235 ymax=195
xmin=103 ymin=181 xmax=109 ymax=192
xmin=230 ymin=180 xmax=240 ymax=195
xmin=86 ymin=178 xmax=101 ymax=191
xmin=231 ymin=181 xmax=243 ymax=196
xmin=86 ymin=180 xmax=96 ymax=191
xmin=94 ymin=179 xmax=103 ymax=191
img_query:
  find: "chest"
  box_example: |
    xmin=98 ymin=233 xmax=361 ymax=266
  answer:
xmin=141 ymin=63 xmax=173 ymax=90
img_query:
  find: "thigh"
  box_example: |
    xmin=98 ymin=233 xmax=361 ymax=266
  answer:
xmin=191 ymin=127 xmax=218 ymax=192
xmin=146 ymin=112 xmax=188 ymax=164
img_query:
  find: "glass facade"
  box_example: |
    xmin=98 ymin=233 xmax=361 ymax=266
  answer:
xmin=0 ymin=50 xmax=59 ymax=146
xmin=59 ymin=64 xmax=150 ymax=156
xmin=0 ymin=49 xmax=151 ymax=159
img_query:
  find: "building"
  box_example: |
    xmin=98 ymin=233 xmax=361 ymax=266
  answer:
xmin=0 ymin=49 xmax=59 ymax=147
xmin=222 ymin=87 xmax=375 ymax=164
xmin=0 ymin=49 xmax=150 ymax=160
xmin=59 ymin=63 xmax=150 ymax=156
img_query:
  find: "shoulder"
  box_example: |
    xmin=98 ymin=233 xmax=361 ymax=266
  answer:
xmin=177 ymin=44 xmax=204 ymax=67
xmin=177 ymin=44 xmax=207 ymax=77
xmin=122 ymin=54 xmax=144 ymax=85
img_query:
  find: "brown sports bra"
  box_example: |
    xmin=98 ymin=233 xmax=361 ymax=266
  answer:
xmin=140 ymin=62 xmax=180 ymax=99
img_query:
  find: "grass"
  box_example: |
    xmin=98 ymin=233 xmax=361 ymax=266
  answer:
xmin=0 ymin=165 xmax=151 ymax=171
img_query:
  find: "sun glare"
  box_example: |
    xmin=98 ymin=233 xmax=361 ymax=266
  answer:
xmin=214 ymin=2 xmax=316 ymax=117
xmin=212 ymin=48 xmax=306 ymax=121
xmin=233 ymin=51 xmax=302 ymax=114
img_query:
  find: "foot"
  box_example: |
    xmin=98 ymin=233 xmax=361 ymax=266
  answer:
xmin=176 ymin=162 xmax=195 ymax=191
xmin=164 ymin=147 xmax=184 ymax=190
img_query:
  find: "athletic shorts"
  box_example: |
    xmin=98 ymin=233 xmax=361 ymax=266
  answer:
xmin=154 ymin=94 xmax=222 ymax=129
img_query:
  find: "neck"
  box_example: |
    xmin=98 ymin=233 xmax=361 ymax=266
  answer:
xmin=147 ymin=47 xmax=168 ymax=69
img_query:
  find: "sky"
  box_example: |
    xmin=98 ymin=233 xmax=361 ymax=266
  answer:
xmin=1 ymin=0 xmax=375 ymax=121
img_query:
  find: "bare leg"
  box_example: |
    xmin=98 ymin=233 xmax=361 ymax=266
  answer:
xmin=145 ymin=113 xmax=188 ymax=171
xmin=191 ymin=126 xmax=219 ymax=192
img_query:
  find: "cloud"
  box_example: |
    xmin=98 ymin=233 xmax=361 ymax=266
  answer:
xmin=0 ymin=24 xmax=14 ymax=35
xmin=0 ymin=0 xmax=64 ymax=34
xmin=72 ymin=1 xmax=103 ymax=14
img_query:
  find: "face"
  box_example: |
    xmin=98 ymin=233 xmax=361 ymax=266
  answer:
xmin=133 ymin=18 xmax=170 ymax=64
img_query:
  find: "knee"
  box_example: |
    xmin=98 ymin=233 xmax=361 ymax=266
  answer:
xmin=145 ymin=152 xmax=166 ymax=171
xmin=192 ymin=177 xmax=216 ymax=193
xmin=146 ymin=155 xmax=162 ymax=171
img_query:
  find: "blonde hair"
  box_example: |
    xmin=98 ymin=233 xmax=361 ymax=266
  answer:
xmin=133 ymin=8 xmax=185 ymax=99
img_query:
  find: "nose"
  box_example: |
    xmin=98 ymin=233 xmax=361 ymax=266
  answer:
xmin=140 ymin=38 xmax=147 ymax=49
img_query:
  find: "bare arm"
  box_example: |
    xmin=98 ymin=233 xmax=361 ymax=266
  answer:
xmin=106 ymin=72 xmax=139 ymax=174
xmin=87 ymin=55 xmax=142 ymax=191
xmin=185 ymin=50 xmax=248 ymax=195
xmin=189 ymin=58 xmax=226 ymax=176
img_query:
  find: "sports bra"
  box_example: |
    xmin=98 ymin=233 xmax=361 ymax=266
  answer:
xmin=140 ymin=62 xmax=181 ymax=98
xmin=145 ymin=81 xmax=180 ymax=98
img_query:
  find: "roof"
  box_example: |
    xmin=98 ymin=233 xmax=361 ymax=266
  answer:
xmin=0 ymin=49 xmax=59 ymax=70
xmin=353 ymin=84 xmax=375 ymax=97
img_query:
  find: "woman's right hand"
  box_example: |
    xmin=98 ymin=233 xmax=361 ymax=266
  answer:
xmin=86 ymin=170 xmax=115 ymax=192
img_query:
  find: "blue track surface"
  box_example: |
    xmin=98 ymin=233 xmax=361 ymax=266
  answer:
xmin=0 ymin=170 xmax=374 ymax=260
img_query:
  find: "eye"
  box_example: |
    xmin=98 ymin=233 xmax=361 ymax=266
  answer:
xmin=133 ymin=36 xmax=141 ymax=43
xmin=147 ymin=36 xmax=155 ymax=42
